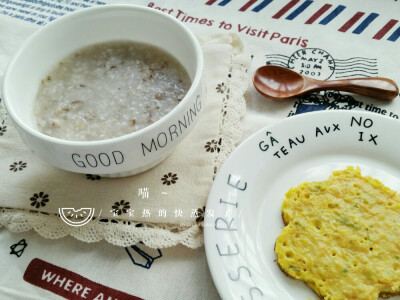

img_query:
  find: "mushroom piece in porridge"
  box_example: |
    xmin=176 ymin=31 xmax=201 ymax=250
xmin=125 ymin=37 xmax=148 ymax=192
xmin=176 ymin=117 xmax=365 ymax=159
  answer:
xmin=34 ymin=41 xmax=191 ymax=141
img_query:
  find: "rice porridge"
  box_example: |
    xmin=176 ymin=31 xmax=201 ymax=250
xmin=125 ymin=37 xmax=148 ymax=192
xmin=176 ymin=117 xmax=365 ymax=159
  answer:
xmin=34 ymin=41 xmax=191 ymax=141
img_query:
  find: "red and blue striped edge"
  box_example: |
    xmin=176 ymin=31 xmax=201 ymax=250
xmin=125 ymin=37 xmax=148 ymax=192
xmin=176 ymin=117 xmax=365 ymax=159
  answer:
xmin=205 ymin=0 xmax=400 ymax=42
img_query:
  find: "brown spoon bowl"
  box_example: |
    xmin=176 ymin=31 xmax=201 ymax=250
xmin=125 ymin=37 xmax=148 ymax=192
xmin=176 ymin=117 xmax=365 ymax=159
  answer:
xmin=253 ymin=65 xmax=399 ymax=101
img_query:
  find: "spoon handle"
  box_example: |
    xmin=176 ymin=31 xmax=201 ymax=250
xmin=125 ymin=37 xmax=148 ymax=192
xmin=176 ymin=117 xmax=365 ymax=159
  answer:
xmin=310 ymin=77 xmax=399 ymax=100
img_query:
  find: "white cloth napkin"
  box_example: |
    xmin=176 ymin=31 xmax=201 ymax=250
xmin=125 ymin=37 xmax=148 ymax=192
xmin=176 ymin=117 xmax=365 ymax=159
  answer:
xmin=0 ymin=25 xmax=250 ymax=248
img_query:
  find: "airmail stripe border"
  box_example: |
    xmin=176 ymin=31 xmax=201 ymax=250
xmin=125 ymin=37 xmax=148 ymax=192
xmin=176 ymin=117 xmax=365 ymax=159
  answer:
xmin=205 ymin=0 xmax=400 ymax=42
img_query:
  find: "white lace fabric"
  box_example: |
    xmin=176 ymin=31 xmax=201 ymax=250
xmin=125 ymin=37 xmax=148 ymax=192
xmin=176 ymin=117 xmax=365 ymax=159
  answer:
xmin=0 ymin=34 xmax=250 ymax=249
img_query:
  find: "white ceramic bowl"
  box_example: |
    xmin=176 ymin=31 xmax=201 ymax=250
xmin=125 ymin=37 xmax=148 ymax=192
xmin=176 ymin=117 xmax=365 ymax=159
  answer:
xmin=2 ymin=5 xmax=204 ymax=177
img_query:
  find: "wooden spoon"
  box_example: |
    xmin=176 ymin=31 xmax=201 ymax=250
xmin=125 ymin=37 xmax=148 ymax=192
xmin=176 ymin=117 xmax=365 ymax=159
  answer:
xmin=253 ymin=65 xmax=399 ymax=101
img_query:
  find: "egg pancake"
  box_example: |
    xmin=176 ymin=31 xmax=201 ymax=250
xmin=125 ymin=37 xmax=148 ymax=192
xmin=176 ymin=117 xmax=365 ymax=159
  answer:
xmin=275 ymin=166 xmax=400 ymax=300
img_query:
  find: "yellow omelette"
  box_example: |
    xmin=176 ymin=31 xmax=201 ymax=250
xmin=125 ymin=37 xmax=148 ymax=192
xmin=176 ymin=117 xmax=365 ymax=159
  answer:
xmin=275 ymin=166 xmax=400 ymax=300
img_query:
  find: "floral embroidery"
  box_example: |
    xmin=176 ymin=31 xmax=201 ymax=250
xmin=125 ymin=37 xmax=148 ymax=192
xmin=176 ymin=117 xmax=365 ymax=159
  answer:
xmin=86 ymin=174 xmax=101 ymax=180
xmin=161 ymin=173 xmax=178 ymax=185
xmin=205 ymin=138 xmax=221 ymax=153
xmin=216 ymin=82 xmax=226 ymax=93
xmin=30 ymin=192 xmax=49 ymax=209
xmin=9 ymin=161 xmax=27 ymax=172
xmin=195 ymin=206 xmax=205 ymax=223
xmin=111 ymin=200 xmax=130 ymax=215
xmin=0 ymin=126 xmax=7 ymax=136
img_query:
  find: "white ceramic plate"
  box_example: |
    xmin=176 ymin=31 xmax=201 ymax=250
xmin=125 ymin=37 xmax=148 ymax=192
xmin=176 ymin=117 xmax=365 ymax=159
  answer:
xmin=204 ymin=110 xmax=400 ymax=300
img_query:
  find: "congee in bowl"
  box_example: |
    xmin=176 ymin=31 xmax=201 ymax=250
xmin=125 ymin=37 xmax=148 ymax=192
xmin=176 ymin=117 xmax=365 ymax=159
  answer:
xmin=35 ymin=41 xmax=191 ymax=141
xmin=2 ymin=5 xmax=204 ymax=177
